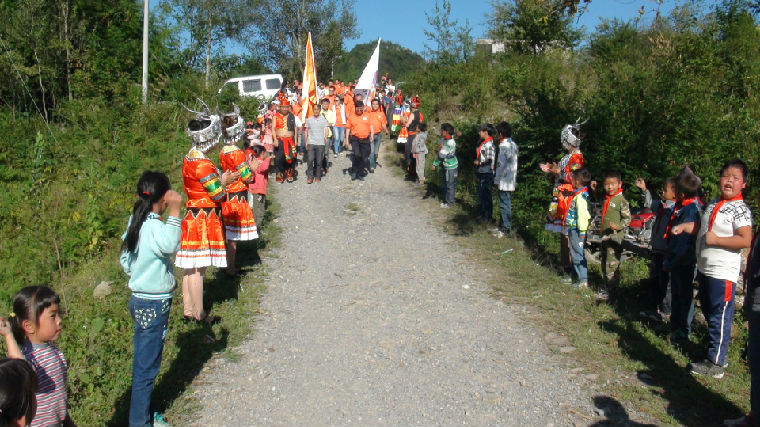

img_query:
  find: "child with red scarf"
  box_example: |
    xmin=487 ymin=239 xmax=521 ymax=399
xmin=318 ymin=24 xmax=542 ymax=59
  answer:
xmin=599 ymin=170 xmax=631 ymax=297
xmin=474 ymin=124 xmax=496 ymax=224
xmin=663 ymin=171 xmax=702 ymax=342
xmin=688 ymin=159 xmax=752 ymax=379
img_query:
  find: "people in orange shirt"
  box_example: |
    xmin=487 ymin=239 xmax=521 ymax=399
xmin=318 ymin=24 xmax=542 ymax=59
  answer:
xmin=345 ymin=100 xmax=374 ymax=181
xmin=331 ymin=97 xmax=347 ymax=157
xmin=368 ymin=98 xmax=388 ymax=172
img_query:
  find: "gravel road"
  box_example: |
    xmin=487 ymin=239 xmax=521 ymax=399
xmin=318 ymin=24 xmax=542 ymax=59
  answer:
xmin=189 ymin=146 xmax=595 ymax=426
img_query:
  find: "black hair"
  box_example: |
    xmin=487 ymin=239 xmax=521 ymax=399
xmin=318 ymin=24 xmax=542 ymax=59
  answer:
xmin=572 ymin=168 xmax=592 ymax=185
xmin=10 ymin=286 xmax=60 ymax=345
xmin=720 ymin=158 xmax=748 ymax=180
xmin=0 ymin=358 xmax=37 ymax=426
xmin=440 ymin=123 xmax=455 ymax=136
xmin=480 ymin=123 xmax=496 ymax=138
xmin=320 ymin=98 xmax=330 ymax=104
xmin=676 ymin=173 xmax=700 ymax=198
xmin=603 ymin=170 xmax=622 ymax=182
xmin=188 ymin=119 xmax=210 ymax=132
xmin=122 ymin=171 xmax=171 ymax=253
xmin=419 ymin=122 xmax=428 ymax=132
xmin=496 ymin=121 xmax=512 ymax=138
xmin=251 ymin=145 xmax=265 ymax=157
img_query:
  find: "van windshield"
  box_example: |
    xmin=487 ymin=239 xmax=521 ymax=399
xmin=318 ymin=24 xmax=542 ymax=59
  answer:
xmin=243 ymin=79 xmax=262 ymax=93
xmin=265 ymin=78 xmax=281 ymax=89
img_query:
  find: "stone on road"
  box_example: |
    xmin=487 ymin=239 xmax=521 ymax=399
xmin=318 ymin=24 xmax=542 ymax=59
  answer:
xmin=190 ymin=150 xmax=593 ymax=426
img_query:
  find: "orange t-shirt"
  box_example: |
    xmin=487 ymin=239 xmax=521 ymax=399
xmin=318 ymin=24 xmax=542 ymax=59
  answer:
xmin=346 ymin=111 xmax=372 ymax=139
xmin=368 ymin=108 xmax=387 ymax=131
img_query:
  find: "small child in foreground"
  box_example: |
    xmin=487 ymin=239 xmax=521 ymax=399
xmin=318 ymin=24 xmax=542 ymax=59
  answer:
xmin=0 ymin=286 xmax=75 ymax=427
xmin=564 ymin=168 xmax=592 ymax=288
xmin=636 ymin=177 xmax=677 ymax=321
xmin=120 ymin=170 xmax=182 ymax=426
xmin=599 ymin=171 xmax=631 ymax=296
xmin=689 ymin=159 xmax=753 ymax=379
xmin=664 ymin=171 xmax=701 ymax=343
xmin=0 ymin=358 xmax=38 ymax=427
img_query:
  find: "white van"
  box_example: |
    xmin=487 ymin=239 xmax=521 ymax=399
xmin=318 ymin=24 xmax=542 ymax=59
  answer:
xmin=220 ymin=74 xmax=283 ymax=100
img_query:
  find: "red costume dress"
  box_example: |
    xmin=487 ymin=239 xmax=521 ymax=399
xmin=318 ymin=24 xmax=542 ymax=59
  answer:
xmin=175 ymin=148 xmax=228 ymax=269
xmin=219 ymin=144 xmax=258 ymax=240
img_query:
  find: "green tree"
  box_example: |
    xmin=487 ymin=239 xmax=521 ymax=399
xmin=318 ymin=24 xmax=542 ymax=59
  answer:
xmin=423 ymin=0 xmax=475 ymax=64
xmin=487 ymin=0 xmax=585 ymax=53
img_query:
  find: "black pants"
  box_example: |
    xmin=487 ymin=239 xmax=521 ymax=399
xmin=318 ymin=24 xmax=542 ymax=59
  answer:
xmin=476 ymin=172 xmax=494 ymax=221
xmin=350 ymin=136 xmax=371 ymax=177
xmin=405 ymin=134 xmax=417 ymax=176
xmin=274 ymin=140 xmax=294 ymax=176
xmin=306 ymin=145 xmax=325 ymax=179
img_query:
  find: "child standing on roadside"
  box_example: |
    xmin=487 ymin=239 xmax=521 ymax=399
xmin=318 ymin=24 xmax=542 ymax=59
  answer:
xmin=119 ymin=171 xmax=182 ymax=427
xmin=474 ymin=124 xmax=496 ymax=223
xmin=599 ymin=171 xmax=631 ymax=296
xmin=248 ymin=145 xmax=270 ymax=225
xmin=0 ymin=358 xmax=38 ymax=427
xmin=664 ymin=171 xmax=702 ymax=343
xmin=493 ymin=121 xmax=518 ymax=238
xmin=412 ymin=122 xmax=429 ymax=185
xmin=637 ymin=177 xmax=677 ymax=321
xmin=0 ymin=286 xmax=75 ymax=427
xmin=432 ymin=123 xmax=458 ymax=208
xmin=564 ymin=168 xmax=592 ymax=288
xmin=689 ymin=159 xmax=753 ymax=378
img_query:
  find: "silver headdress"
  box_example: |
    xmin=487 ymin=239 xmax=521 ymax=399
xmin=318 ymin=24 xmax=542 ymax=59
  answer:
xmin=222 ymin=104 xmax=246 ymax=144
xmin=181 ymin=99 xmax=222 ymax=153
xmin=561 ymin=117 xmax=587 ymax=150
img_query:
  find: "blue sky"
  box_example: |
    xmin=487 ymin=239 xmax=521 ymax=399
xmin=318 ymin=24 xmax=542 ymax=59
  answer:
xmin=346 ymin=0 xmax=682 ymax=54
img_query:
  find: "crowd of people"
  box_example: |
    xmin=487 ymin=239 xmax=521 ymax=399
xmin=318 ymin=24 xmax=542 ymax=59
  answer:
xmin=1 ymin=73 xmax=759 ymax=427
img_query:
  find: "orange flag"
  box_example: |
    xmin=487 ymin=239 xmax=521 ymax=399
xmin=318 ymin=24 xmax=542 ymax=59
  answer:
xmin=300 ymin=32 xmax=318 ymax=123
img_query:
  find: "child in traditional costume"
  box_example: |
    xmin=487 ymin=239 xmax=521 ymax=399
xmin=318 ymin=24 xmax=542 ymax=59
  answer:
xmin=272 ymin=98 xmax=297 ymax=183
xmin=219 ymin=107 xmax=258 ymax=276
xmin=540 ymin=121 xmax=585 ymax=284
xmin=175 ymin=105 xmax=238 ymax=322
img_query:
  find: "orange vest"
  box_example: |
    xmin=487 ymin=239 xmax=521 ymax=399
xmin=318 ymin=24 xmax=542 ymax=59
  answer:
xmin=220 ymin=145 xmax=253 ymax=193
xmin=183 ymin=149 xmax=225 ymax=208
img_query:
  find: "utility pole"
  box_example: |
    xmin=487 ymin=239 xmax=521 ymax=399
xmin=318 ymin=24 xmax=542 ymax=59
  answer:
xmin=141 ymin=0 xmax=149 ymax=104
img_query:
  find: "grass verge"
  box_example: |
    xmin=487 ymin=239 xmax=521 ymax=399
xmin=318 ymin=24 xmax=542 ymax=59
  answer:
xmin=384 ymin=146 xmax=751 ymax=426
xmin=0 ymin=188 xmax=281 ymax=426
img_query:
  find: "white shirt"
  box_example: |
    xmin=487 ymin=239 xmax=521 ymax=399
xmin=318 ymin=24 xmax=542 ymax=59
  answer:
xmin=494 ymin=138 xmax=518 ymax=191
xmin=697 ymin=199 xmax=753 ymax=282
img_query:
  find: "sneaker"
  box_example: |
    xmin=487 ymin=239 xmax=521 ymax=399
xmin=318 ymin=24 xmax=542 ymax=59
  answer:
xmin=561 ymin=275 xmax=573 ymax=285
xmin=369 ymin=168 xmax=375 ymax=173
xmin=493 ymin=230 xmax=505 ymax=239
xmin=668 ymin=329 xmax=690 ymax=344
xmin=315 ymin=178 xmax=320 ymax=183
xmin=358 ymin=175 xmax=365 ymax=181
xmin=724 ymin=413 xmax=758 ymax=427
xmin=350 ymin=173 xmax=357 ymax=181
xmin=595 ymin=289 xmax=610 ymax=300
xmin=153 ymin=412 xmax=172 ymax=427
xmin=690 ymin=359 xmax=725 ymax=379
xmin=440 ymin=203 xmax=450 ymax=209
xmin=334 ymin=153 xmax=338 ymax=158
xmin=572 ymin=282 xmax=589 ymax=288
xmin=307 ymin=178 xmax=314 ymax=184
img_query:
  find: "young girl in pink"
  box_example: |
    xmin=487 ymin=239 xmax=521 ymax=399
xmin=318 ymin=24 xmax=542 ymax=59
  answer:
xmin=248 ymin=145 xmax=270 ymax=225
xmin=262 ymin=118 xmax=274 ymax=153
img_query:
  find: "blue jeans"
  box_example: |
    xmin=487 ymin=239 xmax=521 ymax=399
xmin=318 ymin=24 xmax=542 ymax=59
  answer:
xmin=369 ymin=134 xmax=382 ymax=169
xmin=441 ymin=168 xmax=457 ymax=205
xmin=568 ymin=229 xmax=587 ymax=283
xmin=129 ymin=295 xmax=172 ymax=427
xmin=476 ymin=173 xmax=494 ymax=222
xmin=498 ymin=190 xmax=512 ymax=232
xmin=333 ymin=127 xmax=345 ymax=154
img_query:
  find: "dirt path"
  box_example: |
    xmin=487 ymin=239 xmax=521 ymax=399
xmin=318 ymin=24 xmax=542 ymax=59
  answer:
xmin=189 ymin=144 xmax=594 ymax=426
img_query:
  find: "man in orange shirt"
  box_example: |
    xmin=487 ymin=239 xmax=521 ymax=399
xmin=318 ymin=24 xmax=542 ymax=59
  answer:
xmin=345 ymin=100 xmax=374 ymax=181
xmin=368 ymin=98 xmax=388 ymax=172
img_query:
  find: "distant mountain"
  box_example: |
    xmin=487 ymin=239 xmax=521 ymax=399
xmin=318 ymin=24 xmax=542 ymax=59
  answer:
xmin=332 ymin=40 xmax=425 ymax=83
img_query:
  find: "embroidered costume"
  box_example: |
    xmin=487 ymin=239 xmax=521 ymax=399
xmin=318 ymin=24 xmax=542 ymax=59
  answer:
xmin=175 ymin=108 xmax=228 ymax=269
xmin=219 ymin=108 xmax=258 ymax=241
xmin=546 ymin=122 xmax=584 ymax=233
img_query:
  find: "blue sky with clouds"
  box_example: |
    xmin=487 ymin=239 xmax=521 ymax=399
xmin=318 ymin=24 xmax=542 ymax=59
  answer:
xmin=345 ymin=0 xmax=681 ymax=54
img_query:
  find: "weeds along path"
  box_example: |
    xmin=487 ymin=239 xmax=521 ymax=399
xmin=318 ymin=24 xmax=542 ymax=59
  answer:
xmin=190 ymin=144 xmax=593 ymax=426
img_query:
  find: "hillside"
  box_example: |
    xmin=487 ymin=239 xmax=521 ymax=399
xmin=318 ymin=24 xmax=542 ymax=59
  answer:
xmin=333 ymin=40 xmax=425 ymax=83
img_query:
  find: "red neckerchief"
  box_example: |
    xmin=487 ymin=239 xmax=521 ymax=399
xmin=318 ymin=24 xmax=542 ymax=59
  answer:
xmin=476 ymin=136 xmax=493 ymax=161
xmin=663 ymin=197 xmax=697 ymax=239
xmin=562 ymin=186 xmax=588 ymax=226
xmin=708 ymin=193 xmax=743 ymax=231
xmin=601 ymin=188 xmax=623 ymax=228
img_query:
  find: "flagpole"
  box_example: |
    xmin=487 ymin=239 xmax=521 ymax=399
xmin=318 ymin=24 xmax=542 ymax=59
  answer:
xmin=141 ymin=0 xmax=149 ymax=104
